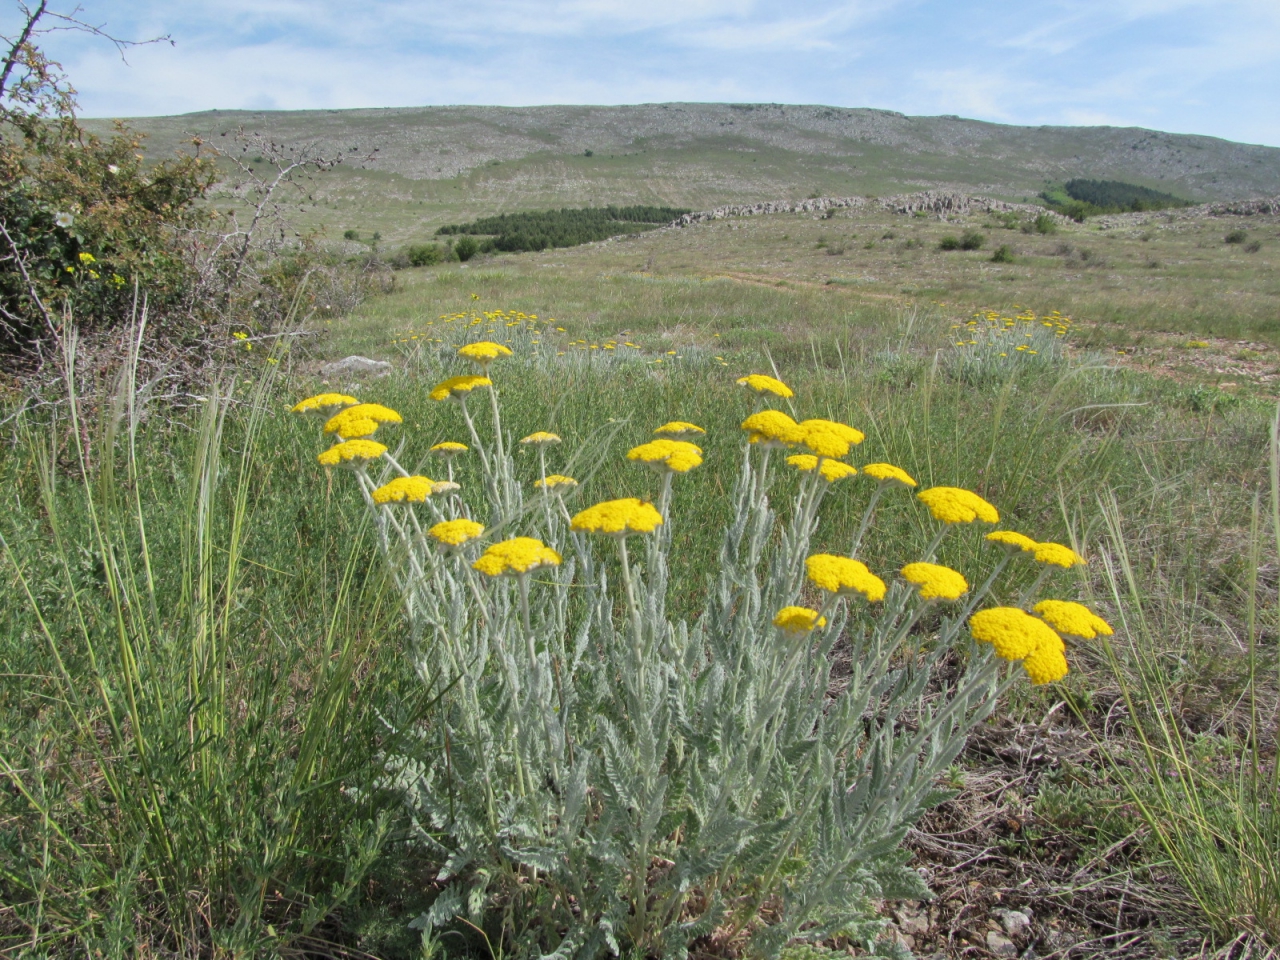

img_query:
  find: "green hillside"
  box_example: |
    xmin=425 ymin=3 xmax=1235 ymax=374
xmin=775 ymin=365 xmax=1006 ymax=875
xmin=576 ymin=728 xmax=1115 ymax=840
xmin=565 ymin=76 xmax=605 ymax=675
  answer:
xmin=84 ymin=103 xmax=1280 ymax=243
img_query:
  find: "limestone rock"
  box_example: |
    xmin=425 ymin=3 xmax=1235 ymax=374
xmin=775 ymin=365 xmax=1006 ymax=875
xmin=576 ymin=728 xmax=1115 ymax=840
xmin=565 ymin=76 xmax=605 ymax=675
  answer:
xmin=319 ymin=356 xmax=393 ymax=379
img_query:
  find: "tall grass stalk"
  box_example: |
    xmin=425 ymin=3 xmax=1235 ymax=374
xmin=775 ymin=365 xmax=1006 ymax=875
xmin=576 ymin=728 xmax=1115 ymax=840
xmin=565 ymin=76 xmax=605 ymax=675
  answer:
xmin=0 ymin=321 xmax=400 ymax=955
xmin=1093 ymin=411 xmax=1280 ymax=945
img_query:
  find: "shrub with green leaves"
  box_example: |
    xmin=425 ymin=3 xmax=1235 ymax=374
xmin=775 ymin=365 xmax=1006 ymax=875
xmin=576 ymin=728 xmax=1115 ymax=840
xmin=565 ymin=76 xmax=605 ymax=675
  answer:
xmin=297 ymin=318 xmax=1110 ymax=960
xmin=0 ymin=49 xmax=214 ymax=357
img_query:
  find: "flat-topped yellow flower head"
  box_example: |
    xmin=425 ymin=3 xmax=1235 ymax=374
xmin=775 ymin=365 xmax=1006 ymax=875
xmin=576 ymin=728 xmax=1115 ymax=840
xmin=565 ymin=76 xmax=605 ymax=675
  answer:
xmin=430 ymin=375 xmax=493 ymax=401
xmin=534 ymin=474 xmax=578 ymax=491
xmin=805 ymin=554 xmax=886 ymax=602
xmin=1034 ymin=600 xmax=1112 ymax=638
xmin=862 ymin=463 xmax=917 ymax=488
xmin=371 ymin=476 xmax=435 ymax=504
xmin=786 ymin=454 xmax=858 ymax=483
xmin=1022 ymin=645 xmax=1070 ymax=685
xmin=458 ymin=341 xmax=513 ymax=367
xmin=901 ymin=562 xmax=969 ymax=600
xmin=473 ymin=537 xmax=562 ymax=577
xmin=737 ymin=374 xmax=794 ymax=398
xmin=430 ymin=441 xmax=469 ymax=456
xmin=520 ymin=431 xmax=562 ymax=445
xmin=741 ymin=410 xmax=802 ymax=447
xmin=292 ymin=393 xmax=358 ymax=415
xmin=969 ymin=607 xmax=1063 ymax=662
xmin=570 ymin=498 xmax=664 ymax=537
xmin=773 ymin=606 xmax=828 ymax=633
xmin=797 ymin=423 xmax=850 ymax=460
xmin=627 ymin=439 xmax=704 ymax=474
xmin=324 ymin=403 xmax=402 ymax=439
xmin=324 ymin=416 xmax=379 ymax=439
xmin=985 ymin=530 xmax=1038 ymax=553
xmin=317 ymin=439 xmax=387 ymax=468
xmin=654 ymin=421 xmax=705 ymax=439
xmin=799 ymin=419 xmax=864 ymax=446
xmin=917 ymin=487 xmax=1000 ymax=525
xmin=429 ymin=518 xmax=484 ymax=548
xmin=1033 ymin=542 xmax=1086 ymax=568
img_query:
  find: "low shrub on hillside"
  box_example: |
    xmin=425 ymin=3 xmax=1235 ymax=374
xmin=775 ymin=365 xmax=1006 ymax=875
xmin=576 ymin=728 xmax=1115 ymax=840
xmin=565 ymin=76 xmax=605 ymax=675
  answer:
xmin=437 ymin=205 xmax=691 ymax=254
xmin=294 ymin=326 xmax=1109 ymax=959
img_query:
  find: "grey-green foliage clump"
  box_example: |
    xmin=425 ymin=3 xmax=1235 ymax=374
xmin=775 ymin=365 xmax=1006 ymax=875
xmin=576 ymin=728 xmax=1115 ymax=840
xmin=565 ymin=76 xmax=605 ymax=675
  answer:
xmin=327 ymin=347 xmax=1017 ymax=960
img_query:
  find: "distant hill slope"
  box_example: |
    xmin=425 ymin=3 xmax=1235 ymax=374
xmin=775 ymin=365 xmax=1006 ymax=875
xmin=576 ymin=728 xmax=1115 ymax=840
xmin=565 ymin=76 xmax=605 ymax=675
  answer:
xmin=84 ymin=103 xmax=1280 ymax=240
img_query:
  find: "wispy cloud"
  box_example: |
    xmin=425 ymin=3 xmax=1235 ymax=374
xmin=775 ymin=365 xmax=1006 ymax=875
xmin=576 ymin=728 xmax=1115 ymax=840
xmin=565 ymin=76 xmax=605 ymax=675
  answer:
xmin=13 ymin=0 xmax=1278 ymax=145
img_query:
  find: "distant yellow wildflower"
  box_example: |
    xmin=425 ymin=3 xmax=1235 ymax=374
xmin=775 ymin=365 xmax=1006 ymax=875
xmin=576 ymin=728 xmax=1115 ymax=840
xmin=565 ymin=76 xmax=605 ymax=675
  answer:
xmin=429 ymin=518 xmax=484 ymax=547
xmin=736 ymin=373 xmax=794 ymax=398
xmin=968 ymin=607 xmax=1061 ymax=661
xmin=862 ymin=463 xmax=917 ymax=487
xmin=473 ymin=537 xmax=562 ymax=576
xmin=430 ymin=375 xmax=493 ymax=401
xmin=372 ymin=476 xmax=435 ymax=504
xmin=786 ymin=454 xmax=858 ymax=482
xmin=1034 ymin=600 xmax=1112 ymax=638
xmin=901 ymin=562 xmax=969 ymax=600
xmin=805 ymin=554 xmax=886 ymax=602
xmin=773 ymin=606 xmax=828 ymax=633
xmin=458 ymin=341 xmax=513 ymax=366
xmin=654 ymin=421 xmax=705 ymax=438
xmin=627 ymin=439 xmax=703 ymax=473
xmin=985 ymin=530 xmax=1038 ymax=553
xmin=570 ymin=498 xmax=664 ymax=536
xmin=430 ymin=441 xmax=469 ymax=456
xmin=520 ymin=431 xmax=562 ymax=445
xmin=292 ymin=393 xmax=358 ymax=414
xmin=917 ymin=487 xmax=1000 ymax=524
xmin=534 ymin=474 xmax=578 ymax=490
xmin=317 ymin=439 xmax=387 ymax=467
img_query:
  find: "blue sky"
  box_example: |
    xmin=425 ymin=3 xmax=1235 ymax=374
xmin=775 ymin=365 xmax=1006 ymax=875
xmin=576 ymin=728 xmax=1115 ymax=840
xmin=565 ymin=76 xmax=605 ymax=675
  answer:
xmin=9 ymin=0 xmax=1280 ymax=146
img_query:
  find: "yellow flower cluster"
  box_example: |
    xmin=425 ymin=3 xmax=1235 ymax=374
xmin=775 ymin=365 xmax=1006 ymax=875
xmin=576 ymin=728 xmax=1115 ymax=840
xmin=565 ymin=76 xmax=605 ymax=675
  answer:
xmin=429 ymin=518 xmax=485 ymax=547
xmin=654 ymin=421 xmax=705 ymax=438
xmin=1034 ymin=600 xmax=1112 ymax=638
xmin=786 ymin=454 xmax=857 ymax=483
xmin=458 ymin=341 xmax=513 ymax=365
xmin=571 ymin=498 xmax=663 ymax=537
xmin=862 ymin=463 xmax=917 ymax=487
xmin=372 ymin=476 xmax=436 ymax=504
xmin=951 ymin=308 xmax=1071 ymax=352
xmin=805 ymin=554 xmax=886 ymax=602
xmin=627 ymin=439 xmax=703 ymax=474
xmin=473 ymin=537 xmax=562 ymax=577
xmin=534 ymin=474 xmax=578 ymax=490
xmin=917 ymin=487 xmax=1000 ymax=525
xmin=430 ymin=375 xmax=493 ymax=401
xmin=292 ymin=393 xmax=358 ymax=415
xmin=968 ymin=607 xmax=1068 ymax=684
xmin=773 ymin=606 xmax=827 ymax=633
xmin=317 ymin=439 xmax=387 ymax=467
xmin=323 ymin=403 xmax=403 ymax=440
xmin=901 ymin=562 xmax=968 ymax=600
xmin=985 ymin=530 xmax=1037 ymax=552
xmin=1033 ymin=542 xmax=1085 ymax=568
xmin=737 ymin=374 xmax=794 ymax=398
xmin=520 ymin=431 xmax=562 ymax=445
xmin=431 ymin=441 xmax=469 ymax=456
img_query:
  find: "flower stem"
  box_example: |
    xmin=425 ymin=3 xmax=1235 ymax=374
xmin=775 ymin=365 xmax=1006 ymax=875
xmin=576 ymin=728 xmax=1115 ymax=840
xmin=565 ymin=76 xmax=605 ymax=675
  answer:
xmin=849 ymin=484 xmax=886 ymax=558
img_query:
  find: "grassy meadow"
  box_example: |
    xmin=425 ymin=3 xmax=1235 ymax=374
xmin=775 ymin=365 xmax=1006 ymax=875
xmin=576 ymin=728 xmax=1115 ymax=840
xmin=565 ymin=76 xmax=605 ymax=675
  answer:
xmin=3 ymin=201 xmax=1280 ymax=958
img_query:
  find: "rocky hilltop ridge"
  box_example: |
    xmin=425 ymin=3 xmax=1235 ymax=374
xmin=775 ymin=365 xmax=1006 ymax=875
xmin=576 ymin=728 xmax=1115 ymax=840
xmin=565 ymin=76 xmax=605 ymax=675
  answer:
xmin=94 ymin=103 xmax=1280 ymax=205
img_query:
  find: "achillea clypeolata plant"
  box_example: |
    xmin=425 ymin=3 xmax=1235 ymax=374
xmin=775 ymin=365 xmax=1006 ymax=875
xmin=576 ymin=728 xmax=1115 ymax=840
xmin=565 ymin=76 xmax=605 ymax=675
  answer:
xmin=296 ymin=344 xmax=1110 ymax=960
